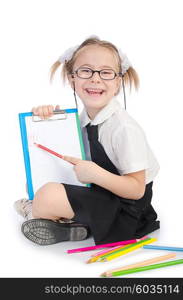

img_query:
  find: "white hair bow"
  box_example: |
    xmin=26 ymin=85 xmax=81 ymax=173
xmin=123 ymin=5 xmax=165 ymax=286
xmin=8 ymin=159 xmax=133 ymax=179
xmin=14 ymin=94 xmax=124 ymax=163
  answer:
xmin=118 ymin=49 xmax=132 ymax=75
xmin=58 ymin=45 xmax=79 ymax=63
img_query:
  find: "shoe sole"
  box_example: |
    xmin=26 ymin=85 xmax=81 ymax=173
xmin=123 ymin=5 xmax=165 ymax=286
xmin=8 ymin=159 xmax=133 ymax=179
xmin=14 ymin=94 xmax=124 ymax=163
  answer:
xmin=21 ymin=219 xmax=89 ymax=245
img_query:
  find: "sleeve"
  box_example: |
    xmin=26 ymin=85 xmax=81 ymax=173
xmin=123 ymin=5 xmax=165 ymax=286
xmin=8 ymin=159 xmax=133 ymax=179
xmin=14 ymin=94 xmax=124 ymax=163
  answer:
xmin=114 ymin=124 xmax=149 ymax=174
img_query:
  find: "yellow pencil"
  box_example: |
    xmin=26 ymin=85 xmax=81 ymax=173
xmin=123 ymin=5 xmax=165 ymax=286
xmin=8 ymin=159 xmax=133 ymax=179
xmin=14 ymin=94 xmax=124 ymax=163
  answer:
xmin=96 ymin=237 xmax=151 ymax=262
xmin=101 ymin=253 xmax=176 ymax=277
xmin=99 ymin=238 xmax=157 ymax=262
xmin=87 ymin=237 xmax=151 ymax=263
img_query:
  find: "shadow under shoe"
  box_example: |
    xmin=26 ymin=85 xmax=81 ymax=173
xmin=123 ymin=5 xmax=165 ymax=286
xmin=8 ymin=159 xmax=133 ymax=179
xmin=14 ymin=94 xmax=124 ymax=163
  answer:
xmin=21 ymin=218 xmax=90 ymax=245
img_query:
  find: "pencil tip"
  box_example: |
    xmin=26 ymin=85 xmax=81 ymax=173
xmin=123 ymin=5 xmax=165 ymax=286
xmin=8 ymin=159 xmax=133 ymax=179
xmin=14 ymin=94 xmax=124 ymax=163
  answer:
xmin=86 ymin=260 xmax=91 ymax=264
xmin=137 ymin=235 xmax=149 ymax=241
xmin=141 ymin=235 xmax=149 ymax=240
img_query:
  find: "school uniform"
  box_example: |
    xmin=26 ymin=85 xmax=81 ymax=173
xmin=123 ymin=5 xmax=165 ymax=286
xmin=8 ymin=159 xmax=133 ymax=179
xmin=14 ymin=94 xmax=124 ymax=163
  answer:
xmin=63 ymin=97 xmax=160 ymax=245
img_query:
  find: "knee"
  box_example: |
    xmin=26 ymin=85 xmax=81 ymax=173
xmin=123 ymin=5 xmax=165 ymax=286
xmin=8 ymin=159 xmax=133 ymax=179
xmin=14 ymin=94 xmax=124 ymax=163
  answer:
xmin=32 ymin=182 xmax=61 ymax=218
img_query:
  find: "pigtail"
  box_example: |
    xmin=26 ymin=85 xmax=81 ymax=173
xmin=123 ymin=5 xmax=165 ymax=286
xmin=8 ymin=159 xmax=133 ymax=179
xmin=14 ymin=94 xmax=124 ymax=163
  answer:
xmin=50 ymin=59 xmax=74 ymax=85
xmin=123 ymin=67 xmax=140 ymax=92
xmin=50 ymin=61 xmax=62 ymax=83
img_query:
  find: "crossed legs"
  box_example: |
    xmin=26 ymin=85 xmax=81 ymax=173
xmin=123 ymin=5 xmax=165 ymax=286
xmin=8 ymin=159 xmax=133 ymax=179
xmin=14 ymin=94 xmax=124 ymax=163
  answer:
xmin=15 ymin=182 xmax=89 ymax=245
xmin=32 ymin=182 xmax=75 ymax=221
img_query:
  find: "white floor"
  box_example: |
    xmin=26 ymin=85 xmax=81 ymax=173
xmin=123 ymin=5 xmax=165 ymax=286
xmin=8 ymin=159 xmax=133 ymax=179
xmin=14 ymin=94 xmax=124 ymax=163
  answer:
xmin=1 ymin=178 xmax=183 ymax=278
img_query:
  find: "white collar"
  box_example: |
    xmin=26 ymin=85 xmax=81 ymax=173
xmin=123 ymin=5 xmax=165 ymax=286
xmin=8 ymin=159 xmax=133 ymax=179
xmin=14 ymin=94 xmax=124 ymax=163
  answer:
xmin=80 ymin=97 xmax=122 ymax=127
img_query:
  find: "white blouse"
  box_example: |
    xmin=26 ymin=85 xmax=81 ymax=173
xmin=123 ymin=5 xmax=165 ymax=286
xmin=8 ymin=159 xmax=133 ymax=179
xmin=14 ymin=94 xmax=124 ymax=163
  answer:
xmin=79 ymin=97 xmax=160 ymax=184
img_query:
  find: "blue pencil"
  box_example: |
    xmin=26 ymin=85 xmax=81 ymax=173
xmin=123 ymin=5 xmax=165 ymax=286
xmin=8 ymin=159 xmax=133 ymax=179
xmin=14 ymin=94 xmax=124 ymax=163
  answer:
xmin=143 ymin=245 xmax=183 ymax=251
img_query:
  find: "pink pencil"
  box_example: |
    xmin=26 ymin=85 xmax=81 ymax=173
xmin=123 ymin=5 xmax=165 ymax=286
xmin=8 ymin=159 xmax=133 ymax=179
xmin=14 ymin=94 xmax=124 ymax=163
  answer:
xmin=91 ymin=245 xmax=125 ymax=257
xmin=91 ymin=235 xmax=148 ymax=257
xmin=67 ymin=239 xmax=138 ymax=254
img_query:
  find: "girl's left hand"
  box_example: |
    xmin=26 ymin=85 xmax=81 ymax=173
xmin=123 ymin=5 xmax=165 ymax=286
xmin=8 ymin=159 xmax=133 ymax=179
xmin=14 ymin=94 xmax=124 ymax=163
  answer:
xmin=63 ymin=156 xmax=100 ymax=184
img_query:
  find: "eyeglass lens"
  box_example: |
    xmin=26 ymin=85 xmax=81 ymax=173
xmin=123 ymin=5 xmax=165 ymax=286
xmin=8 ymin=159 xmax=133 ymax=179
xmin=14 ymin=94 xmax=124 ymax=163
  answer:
xmin=76 ymin=68 xmax=116 ymax=80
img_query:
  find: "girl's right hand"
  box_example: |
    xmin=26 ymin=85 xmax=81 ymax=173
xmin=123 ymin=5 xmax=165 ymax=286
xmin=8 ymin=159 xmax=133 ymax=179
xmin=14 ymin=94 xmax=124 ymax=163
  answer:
xmin=32 ymin=105 xmax=60 ymax=119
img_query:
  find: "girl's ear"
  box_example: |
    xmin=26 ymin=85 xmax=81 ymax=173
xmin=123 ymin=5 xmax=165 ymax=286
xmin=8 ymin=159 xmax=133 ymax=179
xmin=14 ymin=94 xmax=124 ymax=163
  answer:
xmin=67 ymin=74 xmax=75 ymax=89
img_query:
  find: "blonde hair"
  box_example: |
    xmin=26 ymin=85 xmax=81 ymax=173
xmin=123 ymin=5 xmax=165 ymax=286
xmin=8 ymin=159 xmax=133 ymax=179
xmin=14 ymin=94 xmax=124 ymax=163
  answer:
xmin=50 ymin=37 xmax=139 ymax=92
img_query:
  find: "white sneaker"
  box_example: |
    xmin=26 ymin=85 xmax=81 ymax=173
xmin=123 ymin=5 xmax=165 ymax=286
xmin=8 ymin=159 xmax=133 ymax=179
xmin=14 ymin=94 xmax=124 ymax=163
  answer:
xmin=14 ymin=198 xmax=33 ymax=220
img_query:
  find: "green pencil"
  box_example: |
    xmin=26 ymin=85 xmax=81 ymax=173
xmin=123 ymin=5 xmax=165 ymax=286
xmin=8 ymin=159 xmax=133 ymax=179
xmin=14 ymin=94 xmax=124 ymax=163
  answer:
xmin=111 ymin=259 xmax=183 ymax=277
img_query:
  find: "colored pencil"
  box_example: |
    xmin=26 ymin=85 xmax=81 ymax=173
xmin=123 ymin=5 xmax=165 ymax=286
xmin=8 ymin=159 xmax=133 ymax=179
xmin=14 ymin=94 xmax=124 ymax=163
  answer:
xmin=91 ymin=236 xmax=148 ymax=257
xmin=110 ymin=259 xmax=183 ymax=277
xmin=98 ymin=238 xmax=151 ymax=261
xmin=34 ymin=143 xmax=75 ymax=165
xmin=67 ymin=238 xmax=139 ymax=254
xmin=99 ymin=238 xmax=157 ymax=262
xmin=86 ymin=245 xmax=127 ymax=264
xmin=101 ymin=253 xmax=176 ymax=277
xmin=143 ymin=245 xmax=183 ymax=251
xmin=87 ymin=238 xmax=152 ymax=263
xmin=91 ymin=245 xmax=125 ymax=257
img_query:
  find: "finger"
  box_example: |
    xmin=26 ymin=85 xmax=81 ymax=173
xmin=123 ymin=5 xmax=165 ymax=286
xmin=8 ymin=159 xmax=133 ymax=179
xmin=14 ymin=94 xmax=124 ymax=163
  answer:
xmin=63 ymin=155 xmax=81 ymax=165
xmin=55 ymin=105 xmax=60 ymax=110
xmin=42 ymin=105 xmax=50 ymax=119
xmin=32 ymin=107 xmax=38 ymax=115
xmin=48 ymin=105 xmax=54 ymax=116
xmin=37 ymin=106 xmax=45 ymax=119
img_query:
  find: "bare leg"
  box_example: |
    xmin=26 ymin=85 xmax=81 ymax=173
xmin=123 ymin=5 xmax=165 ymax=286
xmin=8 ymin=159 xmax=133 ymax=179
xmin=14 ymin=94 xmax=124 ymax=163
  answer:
xmin=32 ymin=182 xmax=75 ymax=220
xmin=21 ymin=183 xmax=89 ymax=245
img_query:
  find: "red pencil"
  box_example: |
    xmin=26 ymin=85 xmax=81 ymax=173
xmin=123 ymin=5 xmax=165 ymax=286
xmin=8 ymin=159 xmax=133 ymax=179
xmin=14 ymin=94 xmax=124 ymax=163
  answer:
xmin=34 ymin=143 xmax=75 ymax=165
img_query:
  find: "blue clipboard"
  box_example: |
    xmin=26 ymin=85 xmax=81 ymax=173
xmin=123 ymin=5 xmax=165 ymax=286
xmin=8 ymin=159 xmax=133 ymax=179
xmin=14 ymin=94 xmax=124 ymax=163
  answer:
xmin=19 ymin=108 xmax=90 ymax=200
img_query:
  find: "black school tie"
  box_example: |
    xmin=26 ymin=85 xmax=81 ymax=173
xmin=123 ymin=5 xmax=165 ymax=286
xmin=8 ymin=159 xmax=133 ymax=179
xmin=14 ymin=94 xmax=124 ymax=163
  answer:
xmin=86 ymin=124 xmax=119 ymax=174
xmin=86 ymin=123 xmax=136 ymax=206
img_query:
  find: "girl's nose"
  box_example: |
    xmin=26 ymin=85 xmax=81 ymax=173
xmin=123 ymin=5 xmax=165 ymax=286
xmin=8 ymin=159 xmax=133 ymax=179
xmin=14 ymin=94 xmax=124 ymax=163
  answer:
xmin=90 ymin=71 xmax=101 ymax=83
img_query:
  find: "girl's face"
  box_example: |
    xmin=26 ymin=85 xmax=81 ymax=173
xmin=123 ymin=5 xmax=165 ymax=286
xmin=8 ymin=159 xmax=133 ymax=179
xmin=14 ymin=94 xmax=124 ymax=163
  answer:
xmin=70 ymin=45 xmax=121 ymax=119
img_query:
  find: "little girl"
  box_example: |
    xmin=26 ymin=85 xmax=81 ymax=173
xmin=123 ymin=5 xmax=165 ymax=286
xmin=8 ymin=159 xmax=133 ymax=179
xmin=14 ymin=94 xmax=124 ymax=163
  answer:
xmin=15 ymin=36 xmax=160 ymax=245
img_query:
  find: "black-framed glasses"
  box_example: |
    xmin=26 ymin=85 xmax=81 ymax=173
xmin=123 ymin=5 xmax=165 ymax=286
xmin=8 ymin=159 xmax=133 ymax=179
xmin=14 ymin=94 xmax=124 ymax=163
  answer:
xmin=72 ymin=67 xmax=121 ymax=80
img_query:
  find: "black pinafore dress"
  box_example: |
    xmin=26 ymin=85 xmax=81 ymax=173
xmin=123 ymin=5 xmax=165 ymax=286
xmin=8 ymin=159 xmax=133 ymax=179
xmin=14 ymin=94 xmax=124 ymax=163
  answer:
xmin=63 ymin=124 xmax=160 ymax=245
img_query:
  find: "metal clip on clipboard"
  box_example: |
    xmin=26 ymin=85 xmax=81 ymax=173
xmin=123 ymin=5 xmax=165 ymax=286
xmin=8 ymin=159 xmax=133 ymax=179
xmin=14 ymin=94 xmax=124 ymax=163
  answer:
xmin=32 ymin=109 xmax=67 ymax=122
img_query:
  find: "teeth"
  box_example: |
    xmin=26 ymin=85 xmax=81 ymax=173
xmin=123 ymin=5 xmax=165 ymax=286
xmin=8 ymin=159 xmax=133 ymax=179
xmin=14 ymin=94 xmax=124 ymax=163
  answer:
xmin=86 ymin=89 xmax=103 ymax=93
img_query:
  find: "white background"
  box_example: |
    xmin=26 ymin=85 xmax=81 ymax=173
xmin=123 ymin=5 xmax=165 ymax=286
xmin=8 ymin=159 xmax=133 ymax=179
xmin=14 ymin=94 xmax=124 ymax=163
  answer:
xmin=0 ymin=0 xmax=183 ymax=278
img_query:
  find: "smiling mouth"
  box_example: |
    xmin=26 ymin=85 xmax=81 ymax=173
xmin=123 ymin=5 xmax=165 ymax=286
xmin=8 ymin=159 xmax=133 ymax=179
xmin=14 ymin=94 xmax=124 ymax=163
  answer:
xmin=85 ymin=88 xmax=105 ymax=95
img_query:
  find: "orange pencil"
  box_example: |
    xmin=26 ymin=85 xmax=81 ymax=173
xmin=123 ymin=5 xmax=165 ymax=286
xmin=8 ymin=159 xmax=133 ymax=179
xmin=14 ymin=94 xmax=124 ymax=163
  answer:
xmin=101 ymin=253 xmax=176 ymax=277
